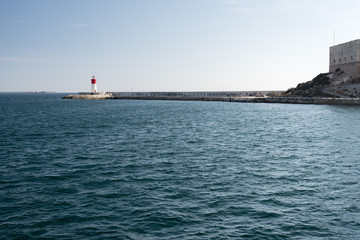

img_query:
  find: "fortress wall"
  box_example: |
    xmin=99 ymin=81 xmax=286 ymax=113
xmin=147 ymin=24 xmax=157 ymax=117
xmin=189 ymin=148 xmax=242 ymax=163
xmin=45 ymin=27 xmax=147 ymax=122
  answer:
xmin=329 ymin=39 xmax=360 ymax=78
xmin=330 ymin=39 xmax=360 ymax=66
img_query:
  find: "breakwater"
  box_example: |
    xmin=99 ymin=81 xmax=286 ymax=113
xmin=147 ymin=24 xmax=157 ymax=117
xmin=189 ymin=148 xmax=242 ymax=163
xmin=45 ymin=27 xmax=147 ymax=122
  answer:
xmin=63 ymin=91 xmax=279 ymax=100
xmin=62 ymin=91 xmax=360 ymax=105
xmin=247 ymin=96 xmax=360 ymax=105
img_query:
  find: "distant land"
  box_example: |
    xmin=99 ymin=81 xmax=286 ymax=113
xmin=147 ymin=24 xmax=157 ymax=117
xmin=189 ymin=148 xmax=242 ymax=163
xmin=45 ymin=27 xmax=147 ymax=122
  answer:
xmin=33 ymin=91 xmax=57 ymax=94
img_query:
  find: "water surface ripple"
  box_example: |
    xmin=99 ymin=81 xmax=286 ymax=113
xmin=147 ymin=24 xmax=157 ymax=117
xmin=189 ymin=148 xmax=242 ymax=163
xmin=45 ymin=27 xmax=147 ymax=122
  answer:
xmin=1 ymin=93 xmax=360 ymax=239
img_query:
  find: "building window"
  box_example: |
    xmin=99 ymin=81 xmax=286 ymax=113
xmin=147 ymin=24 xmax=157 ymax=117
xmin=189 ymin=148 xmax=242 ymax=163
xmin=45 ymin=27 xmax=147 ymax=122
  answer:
xmin=339 ymin=58 xmax=341 ymax=63
xmin=334 ymin=59 xmax=336 ymax=63
xmin=351 ymin=56 xmax=353 ymax=61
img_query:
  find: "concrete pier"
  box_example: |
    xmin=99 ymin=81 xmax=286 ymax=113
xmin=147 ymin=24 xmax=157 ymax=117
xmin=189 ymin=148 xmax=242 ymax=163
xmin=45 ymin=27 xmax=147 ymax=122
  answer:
xmin=62 ymin=92 xmax=112 ymax=99
xmin=243 ymin=96 xmax=360 ymax=105
xmin=62 ymin=91 xmax=360 ymax=105
xmin=62 ymin=91 xmax=280 ymax=100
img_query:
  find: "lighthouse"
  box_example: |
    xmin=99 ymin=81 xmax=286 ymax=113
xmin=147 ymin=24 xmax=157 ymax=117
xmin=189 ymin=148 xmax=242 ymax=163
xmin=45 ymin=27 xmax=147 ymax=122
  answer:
xmin=91 ymin=75 xmax=97 ymax=93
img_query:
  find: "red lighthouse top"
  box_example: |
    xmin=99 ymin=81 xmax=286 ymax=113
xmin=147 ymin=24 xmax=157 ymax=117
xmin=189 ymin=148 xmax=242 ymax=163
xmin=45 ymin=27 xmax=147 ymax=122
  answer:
xmin=91 ymin=75 xmax=96 ymax=84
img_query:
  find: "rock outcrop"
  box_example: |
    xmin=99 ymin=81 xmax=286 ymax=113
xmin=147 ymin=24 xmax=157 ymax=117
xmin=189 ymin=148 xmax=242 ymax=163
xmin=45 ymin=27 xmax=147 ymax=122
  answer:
xmin=283 ymin=69 xmax=360 ymax=97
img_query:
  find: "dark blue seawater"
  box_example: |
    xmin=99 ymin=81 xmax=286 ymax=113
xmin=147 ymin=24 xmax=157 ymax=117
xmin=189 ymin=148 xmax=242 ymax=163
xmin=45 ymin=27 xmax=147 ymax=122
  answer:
xmin=1 ymin=93 xmax=360 ymax=239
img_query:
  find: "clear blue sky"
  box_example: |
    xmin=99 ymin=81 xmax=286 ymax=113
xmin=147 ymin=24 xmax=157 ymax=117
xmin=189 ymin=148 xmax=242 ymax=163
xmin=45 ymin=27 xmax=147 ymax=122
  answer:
xmin=1 ymin=0 xmax=360 ymax=92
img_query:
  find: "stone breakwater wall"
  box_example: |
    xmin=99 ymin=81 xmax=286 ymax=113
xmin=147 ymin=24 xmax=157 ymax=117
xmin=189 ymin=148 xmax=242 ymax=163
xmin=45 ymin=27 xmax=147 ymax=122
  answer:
xmin=62 ymin=93 xmax=112 ymax=99
xmin=245 ymin=97 xmax=360 ymax=105
xmin=62 ymin=92 xmax=360 ymax=105
xmin=111 ymin=91 xmax=280 ymax=98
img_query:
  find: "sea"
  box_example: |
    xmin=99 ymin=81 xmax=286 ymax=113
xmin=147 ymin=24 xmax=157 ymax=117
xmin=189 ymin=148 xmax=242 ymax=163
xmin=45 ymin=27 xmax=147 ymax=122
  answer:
xmin=1 ymin=93 xmax=360 ymax=239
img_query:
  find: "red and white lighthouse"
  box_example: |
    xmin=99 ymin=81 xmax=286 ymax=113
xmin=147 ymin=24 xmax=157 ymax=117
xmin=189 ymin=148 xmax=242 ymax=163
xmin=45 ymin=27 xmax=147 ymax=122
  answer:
xmin=91 ymin=75 xmax=97 ymax=93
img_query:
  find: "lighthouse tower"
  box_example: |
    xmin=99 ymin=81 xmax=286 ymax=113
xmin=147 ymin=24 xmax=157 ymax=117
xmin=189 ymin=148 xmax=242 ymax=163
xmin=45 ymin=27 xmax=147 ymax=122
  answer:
xmin=91 ymin=75 xmax=97 ymax=93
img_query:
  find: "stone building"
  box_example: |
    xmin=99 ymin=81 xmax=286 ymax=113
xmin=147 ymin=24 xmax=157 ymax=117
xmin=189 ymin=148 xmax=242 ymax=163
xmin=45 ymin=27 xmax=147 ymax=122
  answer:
xmin=329 ymin=39 xmax=360 ymax=79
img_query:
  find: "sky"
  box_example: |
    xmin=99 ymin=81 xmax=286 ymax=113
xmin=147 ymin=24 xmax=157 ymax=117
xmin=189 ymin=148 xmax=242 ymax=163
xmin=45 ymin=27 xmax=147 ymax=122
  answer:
xmin=1 ymin=0 xmax=360 ymax=92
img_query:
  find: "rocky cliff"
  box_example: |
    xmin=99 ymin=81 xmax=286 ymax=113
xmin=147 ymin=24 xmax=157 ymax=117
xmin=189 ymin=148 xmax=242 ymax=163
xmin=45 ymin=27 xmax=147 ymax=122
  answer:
xmin=283 ymin=68 xmax=360 ymax=97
